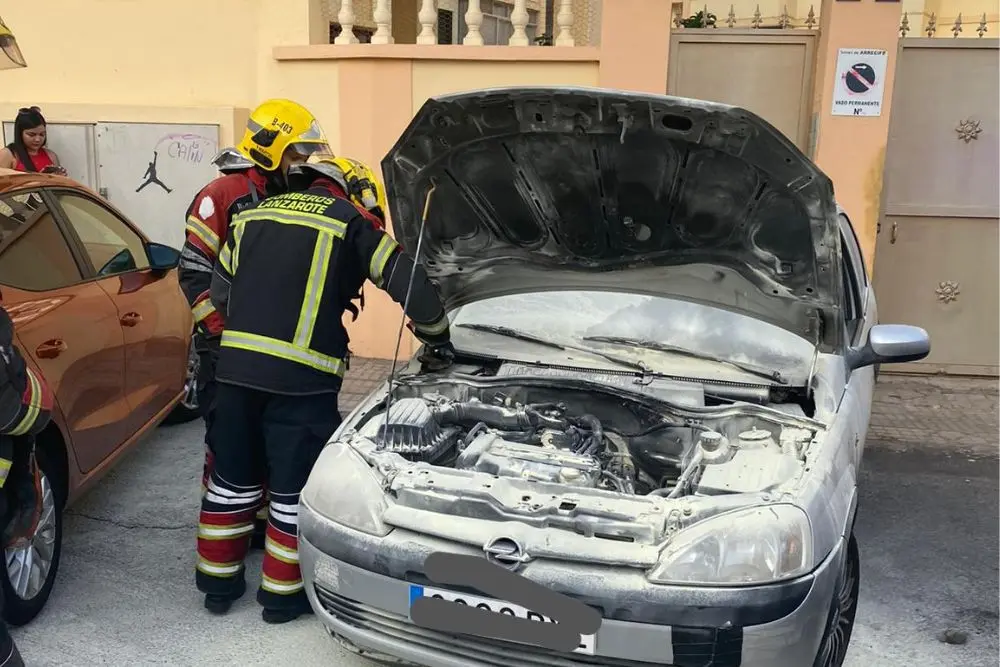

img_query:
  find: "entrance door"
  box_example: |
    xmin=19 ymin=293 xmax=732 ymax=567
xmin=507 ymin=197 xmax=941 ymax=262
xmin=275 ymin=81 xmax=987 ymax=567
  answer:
xmin=875 ymin=39 xmax=999 ymax=376
xmin=94 ymin=122 xmax=221 ymax=250
xmin=667 ymin=29 xmax=817 ymax=151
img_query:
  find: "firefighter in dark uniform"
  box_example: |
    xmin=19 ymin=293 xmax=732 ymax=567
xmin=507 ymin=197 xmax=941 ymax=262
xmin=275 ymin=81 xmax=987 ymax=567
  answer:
xmin=1 ymin=301 xmax=56 ymax=667
xmin=195 ymin=155 xmax=454 ymax=624
xmin=179 ymin=99 xmax=334 ymax=550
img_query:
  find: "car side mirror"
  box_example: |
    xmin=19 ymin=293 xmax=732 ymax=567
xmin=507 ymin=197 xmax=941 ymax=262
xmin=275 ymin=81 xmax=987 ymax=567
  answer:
xmin=146 ymin=242 xmax=181 ymax=272
xmin=847 ymin=324 xmax=930 ymax=370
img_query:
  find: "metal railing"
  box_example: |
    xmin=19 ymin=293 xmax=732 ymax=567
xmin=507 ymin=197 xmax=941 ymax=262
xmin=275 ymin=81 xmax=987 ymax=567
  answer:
xmin=899 ymin=11 xmax=994 ymax=38
xmin=331 ymin=0 xmax=579 ymax=46
xmin=671 ymin=4 xmax=820 ymax=30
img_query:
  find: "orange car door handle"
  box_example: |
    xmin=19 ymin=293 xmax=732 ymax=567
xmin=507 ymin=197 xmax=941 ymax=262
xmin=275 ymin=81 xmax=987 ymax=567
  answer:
xmin=120 ymin=312 xmax=142 ymax=327
xmin=36 ymin=339 xmax=67 ymax=359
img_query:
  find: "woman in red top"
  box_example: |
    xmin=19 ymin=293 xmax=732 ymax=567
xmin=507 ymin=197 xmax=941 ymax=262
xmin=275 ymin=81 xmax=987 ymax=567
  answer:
xmin=0 ymin=106 xmax=65 ymax=175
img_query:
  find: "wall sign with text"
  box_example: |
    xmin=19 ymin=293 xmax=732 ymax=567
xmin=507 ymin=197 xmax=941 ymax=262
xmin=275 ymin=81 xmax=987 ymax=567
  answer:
xmin=832 ymin=48 xmax=889 ymax=117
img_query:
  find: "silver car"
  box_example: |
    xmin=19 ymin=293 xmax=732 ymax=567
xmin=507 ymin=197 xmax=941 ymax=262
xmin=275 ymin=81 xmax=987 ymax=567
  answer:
xmin=297 ymin=87 xmax=930 ymax=667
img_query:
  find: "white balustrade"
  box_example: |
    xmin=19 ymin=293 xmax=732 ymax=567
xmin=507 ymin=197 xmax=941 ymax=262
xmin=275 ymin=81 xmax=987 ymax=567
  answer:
xmin=463 ymin=0 xmax=485 ymax=45
xmin=509 ymin=0 xmax=531 ymax=46
xmin=335 ymin=0 xmax=584 ymax=48
xmin=555 ymin=0 xmax=575 ymax=46
xmin=417 ymin=0 xmax=438 ymax=44
xmin=371 ymin=0 xmax=394 ymax=44
xmin=335 ymin=0 xmax=359 ymax=44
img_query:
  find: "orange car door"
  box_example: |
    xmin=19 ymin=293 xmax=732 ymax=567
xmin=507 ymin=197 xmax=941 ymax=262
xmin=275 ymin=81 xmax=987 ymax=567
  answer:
xmin=50 ymin=190 xmax=190 ymax=439
xmin=0 ymin=188 xmax=130 ymax=474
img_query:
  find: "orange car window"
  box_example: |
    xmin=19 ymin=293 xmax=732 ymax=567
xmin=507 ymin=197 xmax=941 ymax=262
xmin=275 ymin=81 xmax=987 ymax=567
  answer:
xmin=0 ymin=192 xmax=83 ymax=291
xmin=56 ymin=193 xmax=151 ymax=277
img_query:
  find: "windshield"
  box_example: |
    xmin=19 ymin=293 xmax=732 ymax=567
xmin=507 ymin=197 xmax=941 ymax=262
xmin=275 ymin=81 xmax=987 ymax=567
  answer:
xmin=448 ymin=291 xmax=816 ymax=385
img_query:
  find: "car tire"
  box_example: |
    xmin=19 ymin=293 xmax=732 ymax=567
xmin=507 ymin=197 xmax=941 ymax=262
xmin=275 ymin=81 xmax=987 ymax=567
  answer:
xmin=162 ymin=339 xmax=201 ymax=426
xmin=813 ymin=532 xmax=860 ymax=667
xmin=0 ymin=445 xmax=64 ymax=627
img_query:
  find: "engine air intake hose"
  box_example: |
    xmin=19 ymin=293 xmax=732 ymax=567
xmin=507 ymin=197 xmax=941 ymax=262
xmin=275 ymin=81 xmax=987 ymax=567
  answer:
xmin=434 ymin=402 xmax=565 ymax=431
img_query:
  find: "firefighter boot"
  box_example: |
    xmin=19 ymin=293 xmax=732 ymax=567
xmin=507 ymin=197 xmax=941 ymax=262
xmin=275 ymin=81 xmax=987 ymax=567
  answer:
xmin=203 ymin=568 xmax=247 ymax=615
xmin=261 ymin=603 xmax=314 ymax=625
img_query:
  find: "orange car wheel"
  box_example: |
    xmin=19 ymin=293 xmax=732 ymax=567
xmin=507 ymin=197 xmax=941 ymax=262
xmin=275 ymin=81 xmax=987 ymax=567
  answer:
xmin=0 ymin=445 xmax=63 ymax=626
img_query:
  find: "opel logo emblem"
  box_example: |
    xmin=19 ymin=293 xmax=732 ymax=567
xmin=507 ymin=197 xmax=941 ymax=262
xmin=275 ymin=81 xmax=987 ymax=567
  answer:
xmin=483 ymin=537 xmax=531 ymax=571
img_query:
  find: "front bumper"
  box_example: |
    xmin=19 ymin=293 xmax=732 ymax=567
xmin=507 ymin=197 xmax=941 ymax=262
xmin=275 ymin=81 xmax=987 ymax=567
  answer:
xmin=300 ymin=500 xmax=844 ymax=667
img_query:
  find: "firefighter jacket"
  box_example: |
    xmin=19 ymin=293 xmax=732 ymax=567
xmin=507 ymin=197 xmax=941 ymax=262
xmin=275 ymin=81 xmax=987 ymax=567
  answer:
xmin=0 ymin=307 xmax=52 ymax=440
xmin=0 ymin=306 xmax=54 ymax=484
xmin=208 ymin=180 xmax=451 ymax=396
xmin=178 ymin=168 xmax=275 ymax=344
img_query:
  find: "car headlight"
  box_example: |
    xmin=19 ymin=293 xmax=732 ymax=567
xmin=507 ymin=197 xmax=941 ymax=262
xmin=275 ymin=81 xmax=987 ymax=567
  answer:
xmin=301 ymin=441 xmax=392 ymax=537
xmin=646 ymin=504 xmax=812 ymax=586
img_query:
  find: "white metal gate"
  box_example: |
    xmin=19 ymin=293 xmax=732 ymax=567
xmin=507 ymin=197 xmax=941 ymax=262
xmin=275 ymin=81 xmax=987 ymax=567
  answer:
xmin=875 ymin=38 xmax=999 ymax=376
xmin=95 ymin=123 xmax=220 ymax=249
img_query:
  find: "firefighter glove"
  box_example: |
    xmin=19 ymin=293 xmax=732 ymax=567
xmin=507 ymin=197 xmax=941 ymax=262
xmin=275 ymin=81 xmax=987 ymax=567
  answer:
xmin=418 ymin=342 xmax=455 ymax=372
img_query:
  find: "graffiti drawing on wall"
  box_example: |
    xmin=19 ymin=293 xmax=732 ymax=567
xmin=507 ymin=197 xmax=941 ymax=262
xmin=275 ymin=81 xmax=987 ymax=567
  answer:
xmin=135 ymin=133 xmax=216 ymax=195
xmin=135 ymin=151 xmax=173 ymax=194
xmin=157 ymin=133 xmax=216 ymax=165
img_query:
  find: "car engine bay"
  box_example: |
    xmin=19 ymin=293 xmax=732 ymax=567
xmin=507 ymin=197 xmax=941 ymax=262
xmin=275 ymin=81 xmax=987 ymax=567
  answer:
xmin=350 ymin=376 xmax=821 ymax=500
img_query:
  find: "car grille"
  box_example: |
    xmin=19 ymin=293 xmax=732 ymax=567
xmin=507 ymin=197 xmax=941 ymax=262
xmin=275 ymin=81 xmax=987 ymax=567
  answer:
xmin=314 ymin=584 xmax=666 ymax=667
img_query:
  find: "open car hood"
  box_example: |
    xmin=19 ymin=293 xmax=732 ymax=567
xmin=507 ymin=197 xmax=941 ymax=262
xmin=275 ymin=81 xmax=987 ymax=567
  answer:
xmin=382 ymin=87 xmax=844 ymax=350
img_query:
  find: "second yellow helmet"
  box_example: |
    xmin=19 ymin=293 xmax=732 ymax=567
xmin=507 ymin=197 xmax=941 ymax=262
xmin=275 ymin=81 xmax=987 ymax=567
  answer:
xmin=328 ymin=156 xmax=388 ymax=221
xmin=292 ymin=155 xmax=388 ymax=222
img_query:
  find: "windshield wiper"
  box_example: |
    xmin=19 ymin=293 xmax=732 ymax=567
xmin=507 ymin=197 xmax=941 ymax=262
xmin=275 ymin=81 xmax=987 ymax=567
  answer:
xmin=581 ymin=335 xmax=788 ymax=385
xmin=456 ymin=323 xmax=652 ymax=376
xmin=456 ymin=323 xmax=564 ymax=350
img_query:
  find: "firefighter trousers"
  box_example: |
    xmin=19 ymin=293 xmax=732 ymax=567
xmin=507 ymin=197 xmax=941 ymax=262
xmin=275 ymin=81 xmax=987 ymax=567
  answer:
xmin=0 ymin=615 xmax=23 ymax=667
xmin=196 ymin=347 xmax=268 ymax=535
xmin=0 ymin=439 xmax=25 ymax=667
xmin=0 ymin=577 xmax=24 ymax=667
xmin=0 ymin=436 xmax=37 ymax=554
xmin=195 ymin=382 xmax=341 ymax=611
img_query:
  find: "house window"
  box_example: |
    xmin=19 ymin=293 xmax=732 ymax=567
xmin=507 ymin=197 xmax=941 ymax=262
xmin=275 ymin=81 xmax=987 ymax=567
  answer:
xmin=457 ymin=0 xmax=540 ymax=44
xmin=329 ymin=23 xmax=375 ymax=44
xmin=438 ymin=9 xmax=455 ymax=44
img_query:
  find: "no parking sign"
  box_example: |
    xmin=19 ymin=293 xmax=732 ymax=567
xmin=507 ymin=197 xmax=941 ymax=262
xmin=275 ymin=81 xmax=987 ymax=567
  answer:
xmin=832 ymin=48 xmax=889 ymax=117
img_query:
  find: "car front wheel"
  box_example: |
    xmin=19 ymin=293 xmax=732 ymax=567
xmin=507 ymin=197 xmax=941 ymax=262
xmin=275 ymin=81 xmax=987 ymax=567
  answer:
xmin=813 ymin=532 xmax=860 ymax=667
xmin=1 ymin=446 xmax=63 ymax=626
xmin=162 ymin=338 xmax=201 ymax=426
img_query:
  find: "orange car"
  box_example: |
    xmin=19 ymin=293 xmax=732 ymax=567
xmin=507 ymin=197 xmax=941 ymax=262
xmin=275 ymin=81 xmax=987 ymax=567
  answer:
xmin=0 ymin=168 xmax=194 ymax=625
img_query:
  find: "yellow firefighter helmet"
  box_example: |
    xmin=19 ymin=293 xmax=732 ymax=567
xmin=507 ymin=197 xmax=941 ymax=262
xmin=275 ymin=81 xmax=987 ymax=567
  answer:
xmin=237 ymin=99 xmax=332 ymax=171
xmin=327 ymin=156 xmax=388 ymax=221
xmin=293 ymin=155 xmax=388 ymax=222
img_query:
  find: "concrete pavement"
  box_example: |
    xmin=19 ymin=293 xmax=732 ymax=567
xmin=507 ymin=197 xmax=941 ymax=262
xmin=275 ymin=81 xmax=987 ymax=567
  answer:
xmin=867 ymin=373 xmax=999 ymax=458
xmin=9 ymin=371 xmax=999 ymax=666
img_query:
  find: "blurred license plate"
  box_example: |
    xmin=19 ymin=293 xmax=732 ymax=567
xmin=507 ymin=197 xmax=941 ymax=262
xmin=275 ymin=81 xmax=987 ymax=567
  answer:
xmin=408 ymin=584 xmax=596 ymax=655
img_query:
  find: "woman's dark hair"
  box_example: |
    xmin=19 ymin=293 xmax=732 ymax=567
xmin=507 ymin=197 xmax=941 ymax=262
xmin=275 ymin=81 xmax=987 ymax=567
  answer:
xmin=7 ymin=106 xmax=46 ymax=172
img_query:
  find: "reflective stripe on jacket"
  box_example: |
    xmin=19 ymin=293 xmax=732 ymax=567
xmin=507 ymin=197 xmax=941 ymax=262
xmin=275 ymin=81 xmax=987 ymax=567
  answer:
xmin=178 ymin=170 xmax=270 ymax=340
xmin=0 ymin=307 xmax=53 ymax=440
xmin=209 ymin=181 xmax=450 ymax=396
